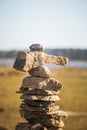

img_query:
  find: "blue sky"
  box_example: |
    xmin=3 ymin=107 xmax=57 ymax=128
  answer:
xmin=0 ymin=0 xmax=87 ymax=50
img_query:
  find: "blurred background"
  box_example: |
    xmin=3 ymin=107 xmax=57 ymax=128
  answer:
xmin=0 ymin=0 xmax=87 ymax=130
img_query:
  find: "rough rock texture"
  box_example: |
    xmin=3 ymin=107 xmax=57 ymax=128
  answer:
xmin=13 ymin=51 xmax=69 ymax=71
xmin=16 ymin=123 xmax=31 ymax=130
xmin=17 ymin=89 xmax=60 ymax=95
xmin=14 ymin=44 xmax=68 ymax=130
xmin=20 ymin=103 xmax=59 ymax=112
xmin=21 ymin=76 xmax=62 ymax=92
xmin=29 ymin=44 xmax=44 ymax=52
xmin=20 ymin=110 xmax=67 ymax=120
xmin=16 ymin=123 xmax=63 ymax=130
xmin=20 ymin=94 xmax=60 ymax=101
xmin=23 ymin=100 xmax=55 ymax=107
xmin=29 ymin=66 xmax=51 ymax=78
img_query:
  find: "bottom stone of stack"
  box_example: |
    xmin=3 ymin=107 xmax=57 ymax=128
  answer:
xmin=15 ymin=123 xmax=63 ymax=130
xmin=27 ymin=117 xmax=64 ymax=128
xmin=15 ymin=123 xmax=31 ymax=130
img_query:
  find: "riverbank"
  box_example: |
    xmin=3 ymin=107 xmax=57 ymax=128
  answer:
xmin=0 ymin=58 xmax=87 ymax=68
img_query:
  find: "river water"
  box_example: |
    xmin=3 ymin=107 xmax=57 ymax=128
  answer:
xmin=0 ymin=59 xmax=87 ymax=68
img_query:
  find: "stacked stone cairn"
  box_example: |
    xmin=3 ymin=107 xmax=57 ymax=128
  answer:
xmin=13 ymin=44 xmax=69 ymax=130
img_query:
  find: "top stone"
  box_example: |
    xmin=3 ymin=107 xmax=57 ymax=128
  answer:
xmin=13 ymin=44 xmax=69 ymax=72
xmin=29 ymin=43 xmax=44 ymax=52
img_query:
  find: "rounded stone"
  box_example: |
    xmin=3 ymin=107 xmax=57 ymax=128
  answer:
xmin=29 ymin=66 xmax=51 ymax=78
xmin=29 ymin=44 xmax=44 ymax=52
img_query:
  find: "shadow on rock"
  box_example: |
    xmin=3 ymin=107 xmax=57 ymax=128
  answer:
xmin=0 ymin=126 xmax=8 ymax=130
xmin=0 ymin=108 xmax=4 ymax=113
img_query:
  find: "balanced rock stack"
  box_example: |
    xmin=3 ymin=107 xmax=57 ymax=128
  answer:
xmin=13 ymin=44 xmax=69 ymax=130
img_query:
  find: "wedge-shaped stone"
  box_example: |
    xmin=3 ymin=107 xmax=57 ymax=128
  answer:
xmin=29 ymin=66 xmax=51 ymax=78
xmin=23 ymin=100 xmax=55 ymax=107
xmin=17 ymin=89 xmax=60 ymax=96
xmin=20 ymin=103 xmax=59 ymax=112
xmin=13 ymin=51 xmax=69 ymax=71
xmin=20 ymin=94 xmax=60 ymax=101
xmin=21 ymin=76 xmax=62 ymax=92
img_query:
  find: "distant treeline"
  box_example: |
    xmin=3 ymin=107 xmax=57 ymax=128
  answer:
xmin=0 ymin=49 xmax=87 ymax=60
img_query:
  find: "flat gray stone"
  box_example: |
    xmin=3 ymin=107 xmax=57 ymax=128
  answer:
xmin=29 ymin=66 xmax=51 ymax=78
xmin=17 ymin=89 xmax=60 ymax=96
xmin=20 ymin=103 xmax=59 ymax=112
xmin=20 ymin=110 xmax=67 ymax=119
xmin=21 ymin=76 xmax=62 ymax=92
xmin=15 ymin=122 xmax=64 ymax=130
xmin=23 ymin=100 xmax=55 ymax=107
xmin=16 ymin=123 xmax=48 ymax=130
xmin=20 ymin=94 xmax=60 ymax=101
xmin=13 ymin=51 xmax=26 ymax=71
xmin=13 ymin=51 xmax=69 ymax=71
xmin=20 ymin=110 xmax=65 ymax=128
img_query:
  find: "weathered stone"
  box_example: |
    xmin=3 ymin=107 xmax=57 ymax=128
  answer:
xmin=29 ymin=44 xmax=44 ymax=52
xmin=29 ymin=66 xmax=51 ymax=78
xmin=48 ymin=127 xmax=63 ymax=130
xmin=47 ymin=110 xmax=68 ymax=119
xmin=13 ymin=51 xmax=69 ymax=71
xmin=20 ymin=112 xmax=64 ymax=128
xmin=20 ymin=103 xmax=59 ymax=112
xmin=23 ymin=100 xmax=55 ymax=107
xmin=16 ymin=123 xmax=64 ymax=130
xmin=14 ymin=44 xmax=69 ymax=129
xmin=13 ymin=51 xmax=26 ymax=71
xmin=21 ymin=94 xmax=60 ymax=101
xmin=31 ymin=123 xmax=47 ymax=130
xmin=20 ymin=110 xmax=67 ymax=119
xmin=21 ymin=76 xmax=62 ymax=92
xmin=15 ymin=123 xmax=31 ymax=130
xmin=16 ymin=123 xmax=48 ymax=130
xmin=17 ymin=89 xmax=60 ymax=96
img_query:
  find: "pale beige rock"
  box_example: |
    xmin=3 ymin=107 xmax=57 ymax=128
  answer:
xmin=29 ymin=66 xmax=51 ymax=78
xmin=20 ymin=103 xmax=59 ymax=112
xmin=20 ymin=94 xmax=60 ymax=101
xmin=29 ymin=43 xmax=44 ymax=52
xmin=47 ymin=110 xmax=68 ymax=119
xmin=13 ymin=51 xmax=69 ymax=71
xmin=21 ymin=76 xmax=62 ymax=92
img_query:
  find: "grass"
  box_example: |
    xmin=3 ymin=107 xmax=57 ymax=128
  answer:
xmin=0 ymin=66 xmax=87 ymax=130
